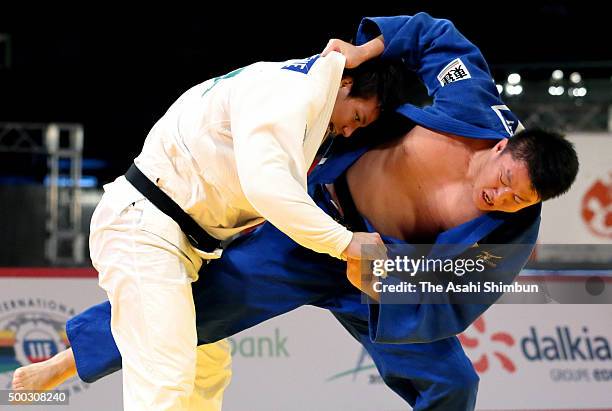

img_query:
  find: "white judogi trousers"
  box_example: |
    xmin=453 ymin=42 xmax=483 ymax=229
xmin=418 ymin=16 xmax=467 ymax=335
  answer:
xmin=90 ymin=177 xmax=231 ymax=410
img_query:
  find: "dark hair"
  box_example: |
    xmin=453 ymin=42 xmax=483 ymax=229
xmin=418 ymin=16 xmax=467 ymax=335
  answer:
xmin=343 ymin=58 xmax=409 ymax=113
xmin=504 ymin=128 xmax=579 ymax=201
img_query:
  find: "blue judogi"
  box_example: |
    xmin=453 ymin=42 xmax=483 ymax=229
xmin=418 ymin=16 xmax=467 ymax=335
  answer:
xmin=66 ymin=13 xmax=541 ymax=410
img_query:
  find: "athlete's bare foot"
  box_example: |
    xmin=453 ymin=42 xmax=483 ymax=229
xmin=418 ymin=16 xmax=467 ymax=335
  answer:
xmin=12 ymin=348 xmax=77 ymax=391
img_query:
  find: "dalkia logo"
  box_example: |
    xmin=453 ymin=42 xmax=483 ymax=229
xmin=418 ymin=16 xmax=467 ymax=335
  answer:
xmin=581 ymin=174 xmax=612 ymax=239
xmin=0 ymin=298 xmax=89 ymax=394
xmin=460 ymin=316 xmax=612 ymax=376
xmin=521 ymin=326 xmax=612 ymax=361
xmin=459 ymin=317 xmax=516 ymax=373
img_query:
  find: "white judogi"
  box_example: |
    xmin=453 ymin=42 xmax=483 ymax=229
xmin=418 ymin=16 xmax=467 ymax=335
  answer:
xmin=90 ymin=52 xmax=350 ymax=410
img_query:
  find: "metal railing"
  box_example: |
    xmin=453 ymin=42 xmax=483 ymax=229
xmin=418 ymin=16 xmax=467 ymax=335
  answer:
xmin=0 ymin=122 xmax=84 ymax=265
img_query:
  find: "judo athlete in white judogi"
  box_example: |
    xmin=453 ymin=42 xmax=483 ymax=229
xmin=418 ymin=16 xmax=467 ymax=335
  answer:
xmin=88 ymin=52 xmax=405 ymax=410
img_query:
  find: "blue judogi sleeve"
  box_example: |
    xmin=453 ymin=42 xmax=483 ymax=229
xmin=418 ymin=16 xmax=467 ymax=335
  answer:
xmin=356 ymin=13 xmax=523 ymax=139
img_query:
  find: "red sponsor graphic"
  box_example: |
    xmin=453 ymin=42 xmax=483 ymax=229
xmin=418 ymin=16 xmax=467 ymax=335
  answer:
xmin=581 ymin=175 xmax=612 ymax=239
xmin=459 ymin=317 xmax=516 ymax=374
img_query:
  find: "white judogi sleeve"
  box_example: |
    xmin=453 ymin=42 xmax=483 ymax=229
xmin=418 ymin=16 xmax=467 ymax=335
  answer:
xmin=231 ymin=54 xmax=353 ymax=260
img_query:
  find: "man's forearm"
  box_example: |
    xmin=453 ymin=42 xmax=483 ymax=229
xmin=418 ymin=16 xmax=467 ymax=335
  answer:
xmin=357 ymin=35 xmax=385 ymax=63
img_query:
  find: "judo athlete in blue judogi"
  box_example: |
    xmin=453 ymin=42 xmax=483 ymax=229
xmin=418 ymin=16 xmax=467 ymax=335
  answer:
xmin=14 ymin=13 xmax=578 ymax=411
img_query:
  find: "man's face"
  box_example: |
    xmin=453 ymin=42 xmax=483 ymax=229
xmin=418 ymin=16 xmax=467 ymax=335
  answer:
xmin=473 ymin=139 xmax=540 ymax=213
xmin=328 ymin=77 xmax=380 ymax=138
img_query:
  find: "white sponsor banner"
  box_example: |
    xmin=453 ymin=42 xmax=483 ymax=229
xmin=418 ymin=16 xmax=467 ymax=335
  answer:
xmin=224 ymin=306 xmax=407 ymax=411
xmin=460 ymin=304 xmax=612 ymax=410
xmin=226 ymin=303 xmax=612 ymax=411
xmin=538 ymin=133 xmax=612 ymax=245
xmin=0 ymin=274 xmax=123 ymax=411
xmin=2 ymin=273 xmax=611 ymax=410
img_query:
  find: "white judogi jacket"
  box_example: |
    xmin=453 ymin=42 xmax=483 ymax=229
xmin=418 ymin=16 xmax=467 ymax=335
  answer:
xmin=132 ymin=52 xmax=352 ymax=259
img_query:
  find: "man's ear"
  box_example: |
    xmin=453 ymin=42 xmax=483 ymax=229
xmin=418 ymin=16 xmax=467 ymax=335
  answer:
xmin=494 ymin=138 xmax=509 ymax=153
xmin=340 ymin=77 xmax=353 ymax=89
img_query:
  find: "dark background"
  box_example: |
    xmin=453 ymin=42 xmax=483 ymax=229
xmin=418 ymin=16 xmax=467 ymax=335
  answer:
xmin=1 ymin=2 xmax=610 ymax=183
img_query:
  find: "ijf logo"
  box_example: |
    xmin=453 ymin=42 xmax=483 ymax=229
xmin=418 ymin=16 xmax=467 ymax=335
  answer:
xmin=459 ymin=316 xmax=516 ymax=373
xmin=13 ymin=321 xmax=64 ymax=365
xmin=0 ymin=298 xmax=89 ymax=394
xmin=581 ymin=173 xmax=612 ymax=239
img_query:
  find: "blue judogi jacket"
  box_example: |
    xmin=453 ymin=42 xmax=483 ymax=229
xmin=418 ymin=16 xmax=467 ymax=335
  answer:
xmin=312 ymin=12 xmax=539 ymax=343
xmin=66 ymin=13 xmax=540 ymax=391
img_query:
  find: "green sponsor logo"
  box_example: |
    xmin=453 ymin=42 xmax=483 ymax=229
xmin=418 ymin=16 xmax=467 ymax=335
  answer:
xmin=229 ymin=328 xmax=289 ymax=358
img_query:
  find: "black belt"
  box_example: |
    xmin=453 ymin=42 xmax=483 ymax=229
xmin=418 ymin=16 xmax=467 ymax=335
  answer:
xmin=333 ymin=171 xmax=367 ymax=232
xmin=125 ymin=164 xmax=221 ymax=252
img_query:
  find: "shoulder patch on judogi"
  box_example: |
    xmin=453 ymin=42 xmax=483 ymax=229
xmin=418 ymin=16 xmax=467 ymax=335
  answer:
xmin=282 ymin=55 xmax=320 ymax=74
xmin=437 ymin=58 xmax=472 ymax=86
xmin=491 ymin=105 xmax=523 ymax=136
